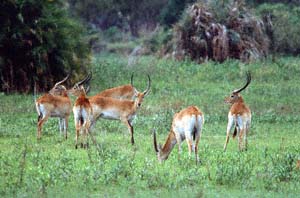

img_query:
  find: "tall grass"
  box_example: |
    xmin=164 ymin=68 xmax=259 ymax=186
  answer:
xmin=0 ymin=55 xmax=300 ymax=197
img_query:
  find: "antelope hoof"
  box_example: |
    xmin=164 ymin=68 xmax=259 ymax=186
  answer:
xmin=75 ymin=144 xmax=78 ymax=149
xmin=80 ymin=143 xmax=84 ymax=148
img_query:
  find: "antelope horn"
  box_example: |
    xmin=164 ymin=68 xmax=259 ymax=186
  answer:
xmin=54 ymin=72 xmax=71 ymax=87
xmin=143 ymin=74 xmax=151 ymax=95
xmin=85 ymin=85 xmax=90 ymax=94
xmin=153 ymin=129 xmax=159 ymax=153
xmin=130 ymin=73 xmax=134 ymax=86
xmin=76 ymin=72 xmax=92 ymax=86
xmin=233 ymin=72 xmax=251 ymax=93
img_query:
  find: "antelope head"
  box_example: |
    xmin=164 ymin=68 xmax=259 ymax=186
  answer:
xmin=132 ymin=74 xmax=151 ymax=107
xmin=49 ymin=73 xmax=70 ymax=95
xmin=69 ymin=73 xmax=92 ymax=97
xmin=224 ymin=72 xmax=251 ymax=104
xmin=153 ymin=129 xmax=176 ymax=162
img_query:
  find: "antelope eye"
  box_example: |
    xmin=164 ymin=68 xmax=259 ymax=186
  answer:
xmin=231 ymin=95 xmax=234 ymax=98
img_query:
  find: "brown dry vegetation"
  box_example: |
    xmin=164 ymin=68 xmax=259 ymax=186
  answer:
xmin=166 ymin=1 xmax=270 ymax=63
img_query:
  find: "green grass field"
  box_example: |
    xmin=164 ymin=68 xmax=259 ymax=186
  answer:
xmin=1 ymin=54 xmax=300 ymax=197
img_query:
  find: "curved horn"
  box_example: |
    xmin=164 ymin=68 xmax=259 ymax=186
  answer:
xmin=85 ymin=85 xmax=90 ymax=94
xmin=130 ymin=73 xmax=134 ymax=86
xmin=143 ymin=74 xmax=151 ymax=95
xmin=76 ymin=72 xmax=92 ymax=86
xmin=54 ymin=72 xmax=70 ymax=87
xmin=233 ymin=72 xmax=251 ymax=93
xmin=153 ymin=129 xmax=159 ymax=153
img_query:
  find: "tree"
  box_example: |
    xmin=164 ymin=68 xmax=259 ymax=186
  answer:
xmin=159 ymin=0 xmax=196 ymax=27
xmin=0 ymin=0 xmax=90 ymax=93
xmin=69 ymin=0 xmax=167 ymax=37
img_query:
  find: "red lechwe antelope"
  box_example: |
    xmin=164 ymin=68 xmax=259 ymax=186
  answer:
xmin=93 ymin=74 xmax=150 ymax=100
xmin=35 ymin=74 xmax=72 ymax=139
xmin=88 ymin=75 xmax=151 ymax=145
xmin=68 ymin=73 xmax=93 ymax=149
xmin=223 ymin=72 xmax=252 ymax=152
xmin=153 ymin=106 xmax=204 ymax=163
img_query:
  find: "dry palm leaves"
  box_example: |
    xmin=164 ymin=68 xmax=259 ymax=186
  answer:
xmin=171 ymin=2 xmax=270 ymax=63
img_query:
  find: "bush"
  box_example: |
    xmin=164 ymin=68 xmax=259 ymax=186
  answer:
xmin=256 ymin=3 xmax=300 ymax=55
xmin=142 ymin=27 xmax=173 ymax=54
xmin=159 ymin=0 xmax=196 ymax=27
xmin=166 ymin=1 xmax=270 ymax=63
xmin=0 ymin=0 xmax=91 ymax=93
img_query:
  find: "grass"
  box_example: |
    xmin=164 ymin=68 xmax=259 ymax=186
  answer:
xmin=0 ymin=54 xmax=300 ymax=197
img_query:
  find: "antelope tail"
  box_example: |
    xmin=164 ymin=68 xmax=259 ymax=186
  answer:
xmin=192 ymin=126 xmax=197 ymax=141
xmin=232 ymin=126 xmax=237 ymax=139
xmin=33 ymin=81 xmax=42 ymax=121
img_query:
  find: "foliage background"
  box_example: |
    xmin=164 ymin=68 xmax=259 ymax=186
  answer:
xmin=0 ymin=0 xmax=90 ymax=93
xmin=1 ymin=55 xmax=300 ymax=197
xmin=1 ymin=0 xmax=300 ymax=196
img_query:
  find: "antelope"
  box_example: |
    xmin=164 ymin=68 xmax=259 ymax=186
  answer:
xmin=94 ymin=74 xmax=151 ymax=100
xmin=153 ymin=106 xmax=204 ymax=163
xmin=223 ymin=72 xmax=252 ymax=152
xmin=48 ymin=74 xmax=70 ymax=96
xmin=35 ymin=74 xmax=72 ymax=139
xmin=68 ymin=74 xmax=92 ymax=149
xmin=88 ymin=75 xmax=151 ymax=145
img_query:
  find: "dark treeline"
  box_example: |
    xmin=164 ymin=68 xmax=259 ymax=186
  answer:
xmin=0 ymin=0 xmax=90 ymax=93
xmin=1 ymin=0 xmax=300 ymax=93
xmin=68 ymin=0 xmax=196 ymax=36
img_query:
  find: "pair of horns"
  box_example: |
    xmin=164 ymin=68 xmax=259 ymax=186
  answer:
xmin=131 ymin=73 xmax=151 ymax=94
xmin=76 ymin=72 xmax=92 ymax=86
xmin=233 ymin=72 xmax=251 ymax=94
xmin=54 ymin=72 xmax=71 ymax=87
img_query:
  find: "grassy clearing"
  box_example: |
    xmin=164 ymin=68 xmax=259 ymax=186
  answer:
xmin=1 ymin=55 xmax=300 ymax=197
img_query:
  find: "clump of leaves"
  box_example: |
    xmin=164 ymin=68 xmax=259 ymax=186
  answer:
xmin=0 ymin=0 xmax=91 ymax=93
xmin=168 ymin=0 xmax=269 ymax=63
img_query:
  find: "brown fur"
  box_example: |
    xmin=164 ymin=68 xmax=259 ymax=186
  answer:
xmin=37 ymin=93 xmax=71 ymax=107
xmin=160 ymin=130 xmax=177 ymax=157
xmin=224 ymin=94 xmax=251 ymax=151
xmin=228 ymin=96 xmax=251 ymax=115
xmin=88 ymin=92 xmax=147 ymax=145
xmin=36 ymin=93 xmax=71 ymax=139
xmin=154 ymin=106 xmax=204 ymax=162
xmin=175 ymin=106 xmax=203 ymax=120
xmin=94 ymin=84 xmax=135 ymax=99
xmin=89 ymin=97 xmax=137 ymax=116
xmin=74 ymin=94 xmax=91 ymax=109
xmin=70 ymin=86 xmax=92 ymax=149
xmin=296 ymin=160 xmax=300 ymax=170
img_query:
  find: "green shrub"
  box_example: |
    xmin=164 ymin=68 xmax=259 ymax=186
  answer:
xmin=257 ymin=3 xmax=300 ymax=55
xmin=159 ymin=0 xmax=196 ymax=27
xmin=0 ymin=0 xmax=91 ymax=93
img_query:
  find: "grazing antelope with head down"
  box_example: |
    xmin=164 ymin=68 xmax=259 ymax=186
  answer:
xmin=88 ymin=75 xmax=151 ymax=145
xmin=35 ymin=74 xmax=71 ymax=139
xmin=224 ymin=72 xmax=252 ymax=151
xmin=94 ymin=74 xmax=151 ymax=100
xmin=153 ymin=106 xmax=204 ymax=163
xmin=68 ymin=73 xmax=92 ymax=149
